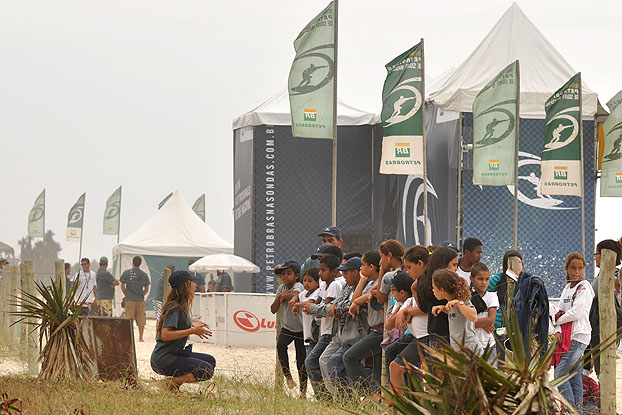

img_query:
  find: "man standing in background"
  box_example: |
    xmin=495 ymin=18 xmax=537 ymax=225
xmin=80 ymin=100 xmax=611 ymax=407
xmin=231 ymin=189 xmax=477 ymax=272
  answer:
xmin=120 ymin=256 xmax=150 ymax=342
xmin=215 ymin=270 xmax=233 ymax=292
xmin=96 ymin=256 xmax=118 ymax=317
xmin=71 ymin=258 xmax=97 ymax=316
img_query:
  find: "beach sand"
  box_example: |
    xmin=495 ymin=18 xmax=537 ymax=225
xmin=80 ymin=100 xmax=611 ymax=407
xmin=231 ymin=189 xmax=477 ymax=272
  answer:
xmin=2 ymin=318 xmax=622 ymax=411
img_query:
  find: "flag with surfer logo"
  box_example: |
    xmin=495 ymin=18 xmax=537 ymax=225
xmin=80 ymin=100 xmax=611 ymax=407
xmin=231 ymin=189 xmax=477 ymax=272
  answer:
xmin=600 ymin=90 xmax=622 ymax=197
xmin=192 ymin=194 xmax=206 ymax=221
xmin=380 ymin=42 xmax=424 ymax=175
xmin=66 ymin=193 xmax=85 ymax=242
xmin=541 ymin=73 xmax=582 ymax=196
xmin=288 ymin=1 xmax=335 ymax=139
xmin=103 ymin=186 xmax=121 ymax=234
xmin=472 ymin=61 xmax=519 ymax=186
xmin=28 ymin=189 xmax=45 ymax=237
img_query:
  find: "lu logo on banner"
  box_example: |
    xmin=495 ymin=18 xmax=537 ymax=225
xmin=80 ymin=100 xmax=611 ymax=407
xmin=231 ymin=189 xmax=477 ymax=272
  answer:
xmin=288 ymin=2 xmax=335 ymax=139
xmin=192 ymin=194 xmax=206 ymax=221
xmin=600 ymin=90 xmax=622 ymax=197
xmin=380 ymin=42 xmax=424 ymax=175
xmin=66 ymin=193 xmax=85 ymax=242
xmin=472 ymin=61 xmax=519 ymax=186
xmin=540 ymin=73 xmax=582 ymax=196
xmin=103 ymin=186 xmax=121 ymax=235
xmin=28 ymin=189 xmax=45 ymax=237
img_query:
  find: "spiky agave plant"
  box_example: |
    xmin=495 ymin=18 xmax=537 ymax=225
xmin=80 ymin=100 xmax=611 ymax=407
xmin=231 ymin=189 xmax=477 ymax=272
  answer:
xmin=11 ymin=278 xmax=95 ymax=379
xmin=379 ymin=311 xmax=620 ymax=415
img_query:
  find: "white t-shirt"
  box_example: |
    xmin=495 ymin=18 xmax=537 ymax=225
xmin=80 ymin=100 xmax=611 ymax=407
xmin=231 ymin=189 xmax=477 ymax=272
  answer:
xmin=399 ymin=296 xmax=428 ymax=339
xmin=554 ymin=280 xmax=594 ymax=345
xmin=456 ymin=265 xmax=471 ymax=284
xmin=71 ymin=270 xmax=97 ymax=304
xmin=318 ymin=278 xmax=344 ymax=336
xmin=475 ymin=291 xmax=499 ymax=348
xmin=299 ymin=288 xmax=321 ymax=341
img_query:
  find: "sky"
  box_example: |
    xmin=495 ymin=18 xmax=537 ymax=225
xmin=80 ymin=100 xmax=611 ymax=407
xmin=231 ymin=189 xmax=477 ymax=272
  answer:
xmin=1 ymin=0 xmax=621 ymax=264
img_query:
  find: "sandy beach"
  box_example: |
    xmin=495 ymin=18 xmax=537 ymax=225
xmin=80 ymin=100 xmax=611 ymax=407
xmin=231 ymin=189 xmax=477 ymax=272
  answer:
xmin=2 ymin=318 xmax=622 ymax=411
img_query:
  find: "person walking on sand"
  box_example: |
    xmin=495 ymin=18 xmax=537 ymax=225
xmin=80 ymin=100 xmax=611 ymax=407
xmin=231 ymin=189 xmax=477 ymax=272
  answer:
xmin=120 ymin=256 xmax=150 ymax=342
xmin=151 ymin=270 xmax=214 ymax=391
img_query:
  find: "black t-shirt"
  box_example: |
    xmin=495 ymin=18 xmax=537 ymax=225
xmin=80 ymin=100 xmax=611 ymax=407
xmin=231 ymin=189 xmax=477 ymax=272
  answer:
xmin=120 ymin=268 xmax=150 ymax=301
xmin=418 ymin=294 xmax=449 ymax=340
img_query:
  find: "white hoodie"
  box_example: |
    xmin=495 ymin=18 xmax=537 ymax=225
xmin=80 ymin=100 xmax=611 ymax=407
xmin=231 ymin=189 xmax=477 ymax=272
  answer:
xmin=553 ymin=280 xmax=594 ymax=345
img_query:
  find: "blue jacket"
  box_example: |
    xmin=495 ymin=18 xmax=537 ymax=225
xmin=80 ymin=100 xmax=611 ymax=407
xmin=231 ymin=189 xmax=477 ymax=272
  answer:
xmin=511 ymin=272 xmax=549 ymax=354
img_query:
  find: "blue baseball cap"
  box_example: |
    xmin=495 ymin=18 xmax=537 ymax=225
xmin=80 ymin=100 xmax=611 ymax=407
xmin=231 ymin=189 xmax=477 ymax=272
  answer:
xmin=169 ymin=270 xmax=195 ymax=288
xmin=337 ymin=257 xmax=362 ymax=271
xmin=275 ymin=260 xmax=301 ymax=275
xmin=311 ymin=243 xmax=333 ymax=259
xmin=318 ymin=226 xmax=342 ymax=240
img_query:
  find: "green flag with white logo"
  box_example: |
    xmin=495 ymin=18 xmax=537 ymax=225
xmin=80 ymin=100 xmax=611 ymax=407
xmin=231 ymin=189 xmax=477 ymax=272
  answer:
xmin=380 ymin=42 xmax=424 ymax=175
xmin=541 ymin=73 xmax=582 ymax=196
xmin=66 ymin=193 xmax=86 ymax=242
xmin=158 ymin=192 xmax=173 ymax=209
xmin=103 ymin=186 xmax=121 ymax=235
xmin=472 ymin=61 xmax=519 ymax=186
xmin=600 ymin=90 xmax=622 ymax=197
xmin=192 ymin=194 xmax=206 ymax=221
xmin=288 ymin=1 xmax=335 ymax=139
xmin=28 ymin=189 xmax=45 ymax=237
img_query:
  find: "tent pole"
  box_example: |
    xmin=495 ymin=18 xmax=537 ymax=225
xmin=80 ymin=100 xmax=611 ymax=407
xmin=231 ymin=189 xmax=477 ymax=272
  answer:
xmin=457 ymin=114 xmax=464 ymax=246
xmin=579 ymin=73 xmax=585 ymax=256
xmin=331 ymin=0 xmax=339 ymax=227
xmin=117 ymin=186 xmax=122 ymax=245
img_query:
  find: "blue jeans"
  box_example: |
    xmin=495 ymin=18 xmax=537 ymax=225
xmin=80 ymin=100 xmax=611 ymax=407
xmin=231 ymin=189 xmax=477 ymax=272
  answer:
xmin=151 ymin=352 xmax=216 ymax=381
xmin=554 ymin=340 xmax=587 ymax=410
xmin=327 ymin=344 xmax=350 ymax=392
xmin=304 ymin=334 xmax=331 ymax=397
xmin=385 ymin=333 xmax=414 ymax=383
xmin=343 ymin=331 xmax=383 ymax=392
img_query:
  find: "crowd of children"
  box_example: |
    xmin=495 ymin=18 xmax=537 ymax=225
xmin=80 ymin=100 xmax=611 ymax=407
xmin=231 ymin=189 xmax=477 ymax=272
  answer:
xmin=269 ymin=226 xmax=622 ymax=412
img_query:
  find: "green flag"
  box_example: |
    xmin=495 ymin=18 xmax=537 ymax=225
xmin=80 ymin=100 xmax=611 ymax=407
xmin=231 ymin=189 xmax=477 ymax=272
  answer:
xmin=158 ymin=192 xmax=173 ymax=209
xmin=472 ymin=61 xmax=519 ymax=186
xmin=541 ymin=73 xmax=582 ymax=196
xmin=288 ymin=1 xmax=335 ymax=139
xmin=103 ymin=186 xmax=121 ymax=235
xmin=28 ymin=189 xmax=45 ymax=237
xmin=380 ymin=42 xmax=425 ymax=175
xmin=600 ymin=90 xmax=622 ymax=196
xmin=192 ymin=194 xmax=206 ymax=221
xmin=66 ymin=193 xmax=86 ymax=242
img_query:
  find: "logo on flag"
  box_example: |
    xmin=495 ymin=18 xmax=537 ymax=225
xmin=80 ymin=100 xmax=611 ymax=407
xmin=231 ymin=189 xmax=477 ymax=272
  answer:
xmin=395 ymin=143 xmax=411 ymax=158
xmin=554 ymin=166 xmax=568 ymax=180
xmin=384 ymin=77 xmax=423 ymax=128
xmin=543 ymin=110 xmax=580 ymax=153
xmin=303 ymin=109 xmax=317 ymax=121
xmin=488 ymin=160 xmax=500 ymax=171
xmin=616 ymin=173 xmax=622 ymax=184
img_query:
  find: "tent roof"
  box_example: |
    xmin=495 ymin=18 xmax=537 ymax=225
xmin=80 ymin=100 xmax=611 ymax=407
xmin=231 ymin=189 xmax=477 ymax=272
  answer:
xmin=428 ymin=3 xmax=600 ymax=118
xmin=112 ymin=192 xmax=233 ymax=257
xmin=232 ymin=88 xmax=380 ymax=129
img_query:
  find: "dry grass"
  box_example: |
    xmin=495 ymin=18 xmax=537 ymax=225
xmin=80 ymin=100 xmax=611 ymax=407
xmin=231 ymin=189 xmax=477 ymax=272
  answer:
xmin=0 ymin=374 xmax=380 ymax=415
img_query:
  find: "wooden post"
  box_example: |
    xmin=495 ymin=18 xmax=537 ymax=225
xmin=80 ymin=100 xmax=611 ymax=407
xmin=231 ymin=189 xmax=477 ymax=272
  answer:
xmin=162 ymin=267 xmax=172 ymax=304
xmin=598 ymin=249 xmax=616 ymax=415
xmin=54 ymin=260 xmax=66 ymax=297
xmin=20 ymin=261 xmax=38 ymax=375
xmin=6 ymin=265 xmax=19 ymax=346
xmin=0 ymin=265 xmax=8 ymax=338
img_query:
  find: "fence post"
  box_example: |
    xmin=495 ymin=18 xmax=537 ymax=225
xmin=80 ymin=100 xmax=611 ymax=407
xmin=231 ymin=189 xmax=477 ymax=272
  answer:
xmin=162 ymin=267 xmax=172 ymax=304
xmin=54 ymin=260 xmax=66 ymax=297
xmin=598 ymin=249 xmax=616 ymax=415
xmin=0 ymin=266 xmax=7 ymax=338
xmin=5 ymin=266 xmax=19 ymax=346
xmin=20 ymin=261 xmax=39 ymax=375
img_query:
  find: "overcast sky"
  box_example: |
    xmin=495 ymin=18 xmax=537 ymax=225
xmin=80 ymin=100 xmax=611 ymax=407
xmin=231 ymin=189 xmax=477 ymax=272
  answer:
xmin=1 ymin=0 xmax=620 ymax=264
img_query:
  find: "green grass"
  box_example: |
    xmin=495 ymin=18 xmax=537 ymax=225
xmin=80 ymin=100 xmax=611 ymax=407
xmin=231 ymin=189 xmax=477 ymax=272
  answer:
xmin=0 ymin=374 xmax=380 ymax=415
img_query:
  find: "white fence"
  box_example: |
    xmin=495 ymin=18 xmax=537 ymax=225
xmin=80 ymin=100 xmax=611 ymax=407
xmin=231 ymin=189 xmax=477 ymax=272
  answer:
xmin=191 ymin=293 xmax=277 ymax=348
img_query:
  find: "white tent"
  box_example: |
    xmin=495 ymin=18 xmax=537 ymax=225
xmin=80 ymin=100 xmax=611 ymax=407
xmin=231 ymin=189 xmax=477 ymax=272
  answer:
xmin=232 ymin=88 xmax=380 ymax=129
xmin=428 ymin=3 xmax=600 ymax=118
xmin=111 ymin=192 xmax=233 ymax=312
xmin=113 ymin=191 xmax=232 ymax=259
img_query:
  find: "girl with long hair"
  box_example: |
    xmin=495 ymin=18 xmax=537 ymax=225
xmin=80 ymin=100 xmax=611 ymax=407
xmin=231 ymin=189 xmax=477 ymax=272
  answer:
xmin=552 ymin=253 xmax=594 ymax=410
xmin=151 ymin=270 xmax=214 ymax=391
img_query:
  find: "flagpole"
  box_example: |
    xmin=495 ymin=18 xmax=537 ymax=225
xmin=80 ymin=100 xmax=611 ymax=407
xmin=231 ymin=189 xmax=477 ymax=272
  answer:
xmin=78 ymin=194 xmax=85 ymax=263
xmin=117 ymin=186 xmax=122 ymax=244
xmin=579 ymin=72 xmax=585 ymax=256
xmin=331 ymin=0 xmax=338 ymax=227
xmin=421 ymin=38 xmax=429 ymax=246
xmin=513 ymin=61 xmax=520 ymax=250
xmin=42 ymin=189 xmax=46 ymax=236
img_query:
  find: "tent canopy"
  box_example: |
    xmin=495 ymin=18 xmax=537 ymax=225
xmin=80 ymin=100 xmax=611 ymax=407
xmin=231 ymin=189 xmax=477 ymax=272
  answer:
xmin=428 ymin=3 xmax=600 ymax=118
xmin=112 ymin=191 xmax=233 ymax=257
xmin=232 ymin=88 xmax=380 ymax=129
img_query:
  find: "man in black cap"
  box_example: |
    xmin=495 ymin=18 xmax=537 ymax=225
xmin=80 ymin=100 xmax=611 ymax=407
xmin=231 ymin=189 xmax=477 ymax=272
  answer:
xmin=300 ymin=226 xmax=344 ymax=279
